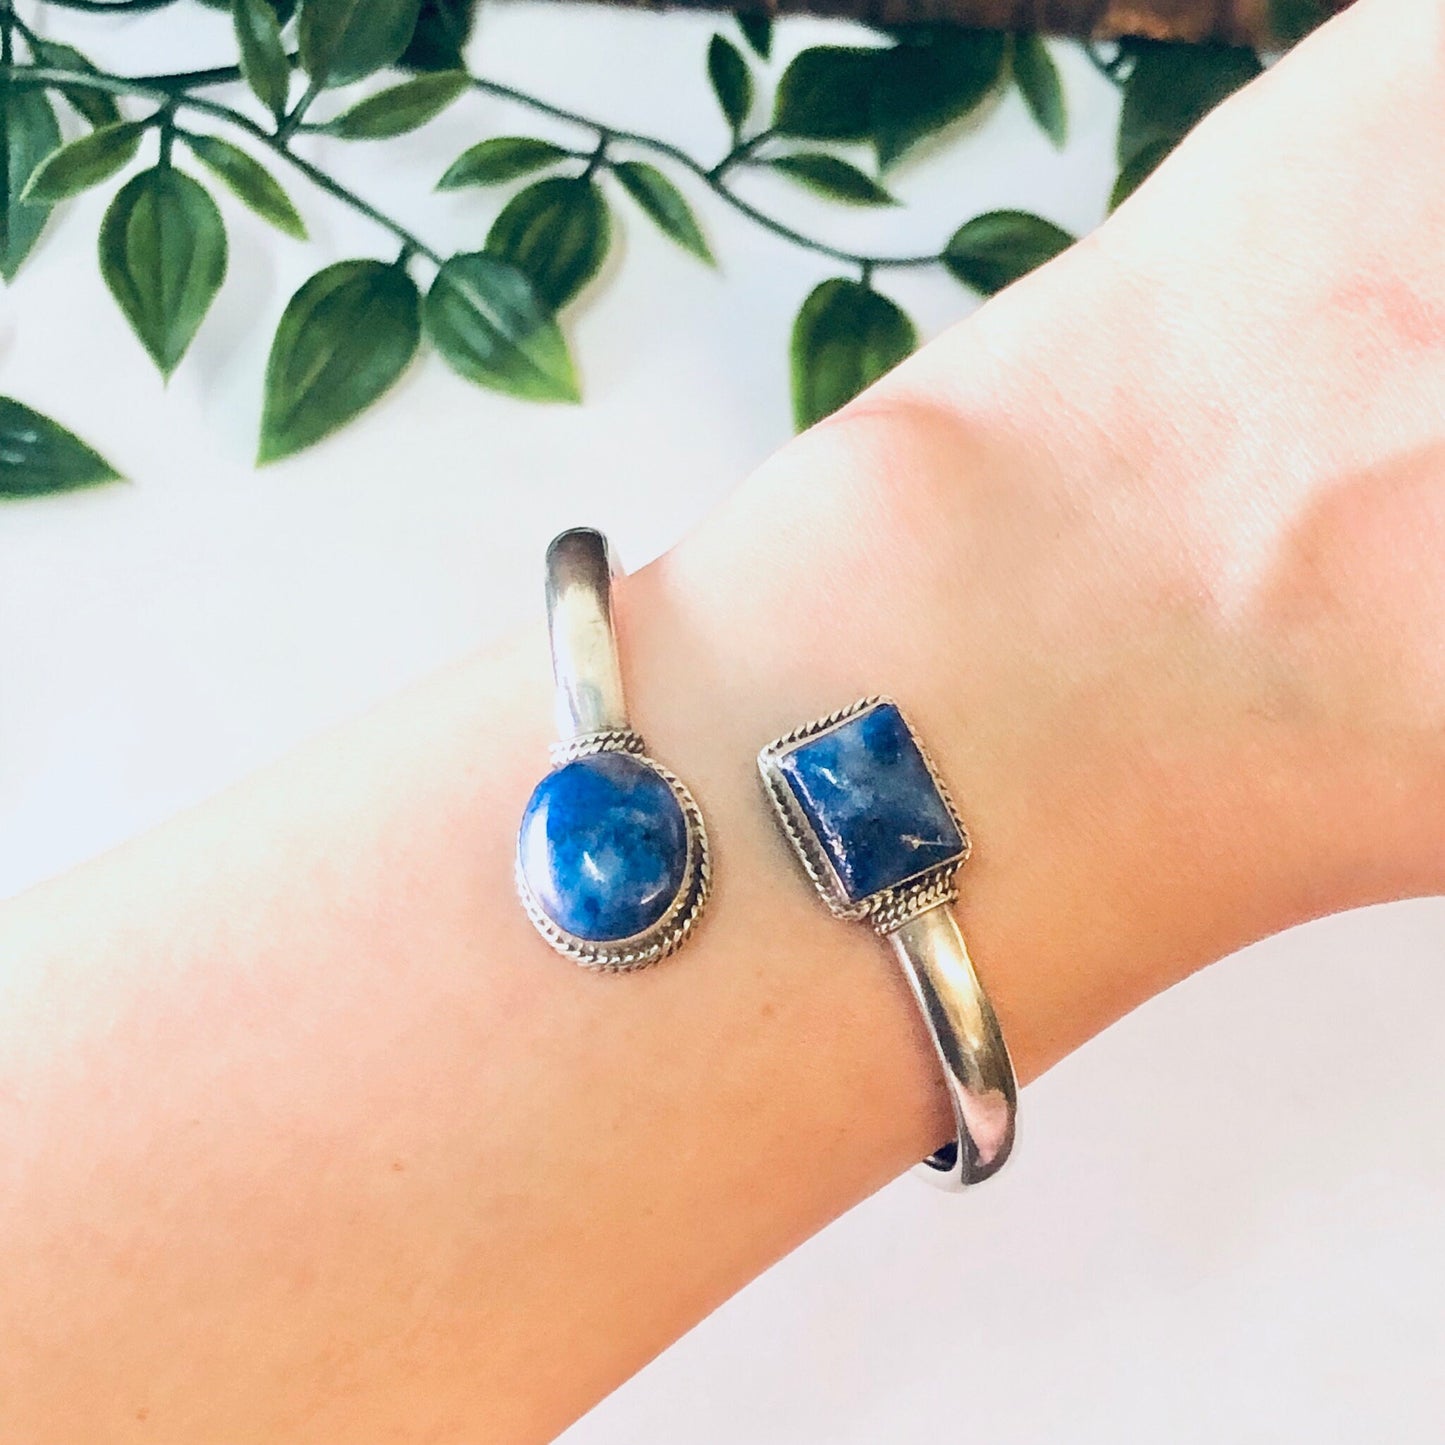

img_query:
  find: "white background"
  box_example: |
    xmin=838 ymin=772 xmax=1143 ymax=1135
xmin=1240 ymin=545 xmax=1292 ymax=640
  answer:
xmin=2 ymin=5 xmax=1442 ymax=1441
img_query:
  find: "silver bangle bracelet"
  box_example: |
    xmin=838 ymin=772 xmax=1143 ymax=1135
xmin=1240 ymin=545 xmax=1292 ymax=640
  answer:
xmin=758 ymin=696 xmax=1017 ymax=1188
xmin=515 ymin=528 xmax=712 ymax=971
xmin=514 ymin=531 xmax=1011 ymax=1182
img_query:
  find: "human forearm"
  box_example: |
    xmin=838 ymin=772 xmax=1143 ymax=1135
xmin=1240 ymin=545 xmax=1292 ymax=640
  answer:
xmin=0 ymin=356 xmax=1359 ymax=1445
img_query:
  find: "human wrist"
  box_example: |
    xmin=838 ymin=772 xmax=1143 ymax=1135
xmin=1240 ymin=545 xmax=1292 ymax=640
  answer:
xmin=649 ymin=270 xmax=1353 ymax=1083
xmin=906 ymin=233 xmax=1444 ymax=908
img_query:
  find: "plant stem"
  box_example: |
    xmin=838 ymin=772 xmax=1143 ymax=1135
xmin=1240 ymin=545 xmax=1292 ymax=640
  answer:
xmin=39 ymin=0 xmax=180 ymax=10
xmin=581 ymin=132 xmax=609 ymax=181
xmin=8 ymin=7 xmax=35 ymax=50
xmin=157 ymin=98 xmax=174 ymax=166
xmin=11 ymin=64 xmax=444 ymax=265
xmin=706 ymin=127 xmax=774 ymax=181
xmin=3 ymin=53 xmax=947 ymax=275
xmin=467 ymin=77 xmax=941 ymax=270
xmin=276 ymin=76 xmax=323 ymax=143
xmin=137 ymin=61 xmax=257 ymax=91
xmin=1085 ymin=40 xmax=1128 ymax=85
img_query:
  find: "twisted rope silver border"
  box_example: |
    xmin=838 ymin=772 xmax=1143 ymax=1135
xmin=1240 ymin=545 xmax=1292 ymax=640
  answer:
xmin=756 ymin=695 xmax=971 ymax=928
xmin=516 ymin=754 xmax=712 ymax=974
xmin=550 ymin=729 xmax=646 ymax=765
xmin=869 ymin=872 xmax=961 ymax=935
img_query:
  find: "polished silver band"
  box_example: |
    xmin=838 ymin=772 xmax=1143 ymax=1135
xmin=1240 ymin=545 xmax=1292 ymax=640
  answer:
xmin=885 ymin=905 xmax=1016 ymax=1187
xmin=545 ymin=527 xmax=632 ymax=746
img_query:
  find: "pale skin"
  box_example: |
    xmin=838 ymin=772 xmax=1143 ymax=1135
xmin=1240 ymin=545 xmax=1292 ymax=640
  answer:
xmin=3 ymin=0 xmax=1444 ymax=1437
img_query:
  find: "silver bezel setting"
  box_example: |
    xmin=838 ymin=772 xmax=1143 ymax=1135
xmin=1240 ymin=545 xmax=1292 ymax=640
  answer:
xmin=757 ymin=695 xmax=970 ymax=935
xmin=516 ymin=734 xmax=712 ymax=974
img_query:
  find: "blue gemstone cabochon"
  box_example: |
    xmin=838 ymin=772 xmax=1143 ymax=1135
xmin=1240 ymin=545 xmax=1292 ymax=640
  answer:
xmin=775 ymin=702 xmax=965 ymax=904
xmin=518 ymin=751 xmax=691 ymax=944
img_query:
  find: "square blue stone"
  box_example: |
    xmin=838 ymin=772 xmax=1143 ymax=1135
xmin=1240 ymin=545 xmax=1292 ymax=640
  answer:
xmin=775 ymin=702 xmax=965 ymax=904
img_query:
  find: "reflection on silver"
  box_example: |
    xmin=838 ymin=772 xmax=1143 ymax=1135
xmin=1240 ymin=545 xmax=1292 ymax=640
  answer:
xmin=545 ymin=527 xmax=630 ymax=746
xmin=887 ymin=906 xmax=1016 ymax=1186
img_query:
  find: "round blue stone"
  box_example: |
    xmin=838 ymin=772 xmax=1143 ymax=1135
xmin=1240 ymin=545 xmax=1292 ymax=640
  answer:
xmin=518 ymin=752 xmax=689 ymax=943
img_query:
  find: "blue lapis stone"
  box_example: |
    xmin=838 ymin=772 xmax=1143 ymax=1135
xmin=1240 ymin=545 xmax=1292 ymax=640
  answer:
xmin=777 ymin=702 xmax=964 ymax=903
xmin=518 ymin=752 xmax=689 ymax=942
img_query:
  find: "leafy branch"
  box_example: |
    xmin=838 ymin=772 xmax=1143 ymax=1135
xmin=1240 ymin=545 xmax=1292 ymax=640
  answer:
xmin=0 ymin=0 xmax=1276 ymax=497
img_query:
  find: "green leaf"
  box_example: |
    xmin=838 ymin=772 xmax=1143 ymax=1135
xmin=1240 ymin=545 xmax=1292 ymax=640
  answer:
xmin=21 ymin=121 xmax=142 ymax=204
xmin=773 ymin=45 xmax=879 ymax=142
xmin=869 ymin=29 xmax=1007 ymax=167
xmin=99 ymin=167 xmax=228 ymax=376
xmin=768 ymin=152 xmax=895 ymax=206
xmin=708 ymin=34 xmax=753 ymax=135
xmin=1117 ymin=41 xmax=1261 ymax=169
xmin=424 ymin=252 xmax=579 ymax=403
xmin=1108 ymin=136 xmax=1172 ymax=211
xmin=437 ymin=135 xmax=571 ymax=189
xmin=1011 ymin=34 xmax=1065 ymax=147
xmin=0 ymin=396 xmax=121 ymax=498
xmin=233 ymin=0 xmax=292 ymax=119
xmin=330 ymin=71 xmax=468 ymax=139
xmin=611 ymin=160 xmax=713 ymax=264
xmin=400 ymin=0 xmax=479 ymax=70
xmin=259 ymin=258 xmax=421 ymax=462
xmin=183 ymin=132 xmax=307 ymax=238
xmin=298 ymin=0 xmax=424 ymax=87
xmin=26 ymin=39 xmax=121 ymax=127
xmin=942 ymin=209 xmax=1073 ymax=295
xmin=791 ymin=278 xmax=915 ymax=431
xmin=1 ymin=86 xmax=62 ymax=281
xmin=773 ymin=32 xmax=1006 ymax=166
xmin=484 ymin=176 xmax=610 ymax=310
xmin=737 ymin=13 xmax=772 ymax=60
xmin=1268 ymin=0 xmax=1325 ymax=44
